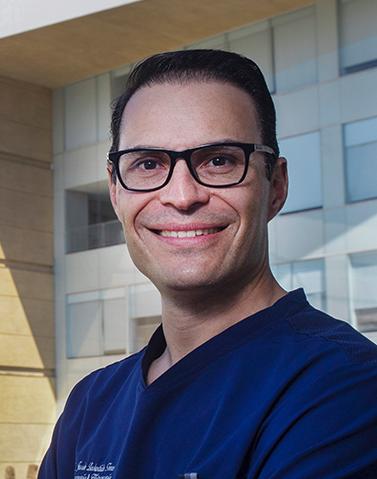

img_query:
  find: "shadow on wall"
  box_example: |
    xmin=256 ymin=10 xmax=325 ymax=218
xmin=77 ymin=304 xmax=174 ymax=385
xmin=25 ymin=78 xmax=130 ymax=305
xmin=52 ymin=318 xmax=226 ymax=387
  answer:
xmin=0 ymin=78 xmax=55 ymax=479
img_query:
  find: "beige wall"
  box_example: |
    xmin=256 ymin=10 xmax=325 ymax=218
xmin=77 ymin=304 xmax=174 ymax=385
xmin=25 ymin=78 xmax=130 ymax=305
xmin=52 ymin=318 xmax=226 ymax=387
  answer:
xmin=0 ymin=77 xmax=55 ymax=477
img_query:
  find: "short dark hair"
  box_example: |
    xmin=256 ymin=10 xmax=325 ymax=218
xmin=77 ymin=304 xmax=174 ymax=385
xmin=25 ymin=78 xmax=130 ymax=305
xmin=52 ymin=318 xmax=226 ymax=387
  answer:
xmin=110 ymin=49 xmax=279 ymax=182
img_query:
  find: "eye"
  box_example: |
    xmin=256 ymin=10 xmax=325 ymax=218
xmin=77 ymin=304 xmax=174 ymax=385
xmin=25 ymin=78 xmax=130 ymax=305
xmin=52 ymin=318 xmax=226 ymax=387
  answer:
xmin=204 ymin=155 xmax=238 ymax=170
xmin=138 ymin=159 xmax=160 ymax=170
xmin=209 ymin=156 xmax=234 ymax=167
xmin=128 ymin=155 xmax=168 ymax=171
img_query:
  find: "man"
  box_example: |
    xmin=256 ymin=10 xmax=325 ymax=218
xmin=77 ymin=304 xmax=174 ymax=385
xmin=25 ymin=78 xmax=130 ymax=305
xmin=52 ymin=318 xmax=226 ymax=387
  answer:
xmin=39 ymin=50 xmax=377 ymax=478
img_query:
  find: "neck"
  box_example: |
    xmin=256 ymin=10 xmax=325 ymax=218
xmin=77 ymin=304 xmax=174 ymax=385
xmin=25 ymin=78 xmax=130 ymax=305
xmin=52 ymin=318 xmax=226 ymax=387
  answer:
xmin=147 ymin=264 xmax=286 ymax=383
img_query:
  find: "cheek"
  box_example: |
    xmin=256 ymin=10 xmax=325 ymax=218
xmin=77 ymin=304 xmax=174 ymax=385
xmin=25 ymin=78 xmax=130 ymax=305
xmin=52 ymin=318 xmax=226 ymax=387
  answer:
xmin=226 ymin=186 xmax=265 ymax=215
xmin=114 ymin=190 xmax=137 ymax=232
xmin=116 ymin=189 xmax=155 ymax=234
xmin=234 ymin=190 xmax=270 ymax=233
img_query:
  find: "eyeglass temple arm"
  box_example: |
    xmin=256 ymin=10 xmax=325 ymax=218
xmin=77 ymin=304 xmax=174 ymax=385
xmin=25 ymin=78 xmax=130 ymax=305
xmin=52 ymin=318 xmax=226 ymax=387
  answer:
xmin=253 ymin=145 xmax=277 ymax=181
xmin=254 ymin=144 xmax=276 ymax=155
xmin=107 ymin=153 xmax=117 ymax=171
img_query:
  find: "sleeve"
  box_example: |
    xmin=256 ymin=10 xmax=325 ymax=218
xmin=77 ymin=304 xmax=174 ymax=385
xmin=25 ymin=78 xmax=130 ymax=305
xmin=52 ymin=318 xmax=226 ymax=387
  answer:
xmin=38 ymin=415 xmax=63 ymax=479
xmin=38 ymin=374 xmax=94 ymax=479
xmin=246 ymin=361 xmax=377 ymax=479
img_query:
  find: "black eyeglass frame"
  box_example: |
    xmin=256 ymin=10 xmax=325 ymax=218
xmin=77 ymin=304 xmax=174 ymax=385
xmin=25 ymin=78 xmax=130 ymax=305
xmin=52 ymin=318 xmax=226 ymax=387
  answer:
xmin=107 ymin=141 xmax=276 ymax=192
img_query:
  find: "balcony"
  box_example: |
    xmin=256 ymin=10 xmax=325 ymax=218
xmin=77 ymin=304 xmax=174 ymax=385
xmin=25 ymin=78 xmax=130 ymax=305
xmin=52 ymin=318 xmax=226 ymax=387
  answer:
xmin=66 ymin=219 xmax=124 ymax=253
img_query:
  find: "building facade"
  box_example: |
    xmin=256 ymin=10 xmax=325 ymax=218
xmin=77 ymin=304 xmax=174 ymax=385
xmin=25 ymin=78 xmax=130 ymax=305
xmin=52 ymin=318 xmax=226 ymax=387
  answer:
xmin=1 ymin=0 xmax=377 ymax=475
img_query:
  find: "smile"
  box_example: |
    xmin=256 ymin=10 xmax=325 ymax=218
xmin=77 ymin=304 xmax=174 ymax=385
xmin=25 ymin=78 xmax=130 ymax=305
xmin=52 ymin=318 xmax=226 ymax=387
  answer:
xmin=157 ymin=227 xmax=223 ymax=238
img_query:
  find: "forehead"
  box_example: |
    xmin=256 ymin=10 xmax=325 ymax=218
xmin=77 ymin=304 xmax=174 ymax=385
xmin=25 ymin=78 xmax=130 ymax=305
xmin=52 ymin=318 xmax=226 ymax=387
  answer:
xmin=119 ymin=80 xmax=261 ymax=149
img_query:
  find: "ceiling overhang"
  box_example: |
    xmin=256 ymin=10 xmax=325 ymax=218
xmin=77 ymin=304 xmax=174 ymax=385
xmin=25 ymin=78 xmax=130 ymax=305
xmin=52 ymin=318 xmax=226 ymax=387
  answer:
xmin=0 ymin=0 xmax=312 ymax=89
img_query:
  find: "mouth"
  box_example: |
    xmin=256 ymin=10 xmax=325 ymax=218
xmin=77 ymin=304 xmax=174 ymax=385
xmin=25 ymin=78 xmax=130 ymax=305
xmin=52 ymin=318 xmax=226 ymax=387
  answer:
xmin=150 ymin=226 xmax=227 ymax=238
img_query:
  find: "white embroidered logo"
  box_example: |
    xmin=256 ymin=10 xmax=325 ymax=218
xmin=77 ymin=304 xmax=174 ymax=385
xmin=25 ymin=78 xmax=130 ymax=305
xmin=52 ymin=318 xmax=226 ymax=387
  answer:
xmin=74 ymin=461 xmax=116 ymax=479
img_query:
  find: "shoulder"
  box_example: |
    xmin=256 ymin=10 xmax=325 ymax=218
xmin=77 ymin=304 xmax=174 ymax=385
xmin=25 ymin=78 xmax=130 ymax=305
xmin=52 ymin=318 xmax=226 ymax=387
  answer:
xmin=250 ymin=298 xmax=377 ymax=477
xmin=38 ymin=350 xmax=145 ymax=477
xmin=63 ymin=349 xmax=144 ymax=416
xmin=256 ymin=290 xmax=377 ymax=385
xmin=260 ymin=292 xmax=377 ymax=415
xmin=271 ymin=299 xmax=377 ymax=446
xmin=283 ymin=299 xmax=377 ymax=365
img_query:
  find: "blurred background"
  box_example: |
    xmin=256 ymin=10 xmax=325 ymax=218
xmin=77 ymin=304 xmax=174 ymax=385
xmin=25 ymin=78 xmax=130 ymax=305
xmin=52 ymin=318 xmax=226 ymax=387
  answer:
xmin=1 ymin=0 xmax=377 ymax=475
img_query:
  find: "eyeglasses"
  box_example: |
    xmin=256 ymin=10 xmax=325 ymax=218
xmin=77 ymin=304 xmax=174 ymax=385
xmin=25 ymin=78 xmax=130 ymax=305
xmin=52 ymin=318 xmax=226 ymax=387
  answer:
xmin=107 ymin=141 xmax=276 ymax=192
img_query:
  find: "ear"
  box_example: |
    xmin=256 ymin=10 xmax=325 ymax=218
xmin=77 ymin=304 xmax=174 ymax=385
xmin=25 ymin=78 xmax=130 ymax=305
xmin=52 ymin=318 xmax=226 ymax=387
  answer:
xmin=107 ymin=165 xmax=121 ymax=221
xmin=267 ymin=157 xmax=288 ymax=221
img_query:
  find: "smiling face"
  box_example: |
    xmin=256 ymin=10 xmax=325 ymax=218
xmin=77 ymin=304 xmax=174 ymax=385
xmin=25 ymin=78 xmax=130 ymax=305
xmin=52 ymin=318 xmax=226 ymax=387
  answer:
xmin=109 ymin=81 xmax=286 ymax=296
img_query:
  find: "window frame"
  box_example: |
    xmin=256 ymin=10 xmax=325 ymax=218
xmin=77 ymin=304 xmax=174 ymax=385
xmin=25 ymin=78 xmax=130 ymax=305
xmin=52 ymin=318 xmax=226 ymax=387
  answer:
xmin=338 ymin=0 xmax=377 ymax=76
xmin=349 ymin=251 xmax=377 ymax=332
xmin=279 ymin=130 xmax=323 ymax=215
xmin=66 ymin=288 xmax=128 ymax=359
xmin=342 ymin=117 xmax=377 ymax=204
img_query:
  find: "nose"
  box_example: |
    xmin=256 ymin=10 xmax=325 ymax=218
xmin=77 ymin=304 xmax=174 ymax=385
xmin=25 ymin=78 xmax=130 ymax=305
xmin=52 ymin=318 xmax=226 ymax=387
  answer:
xmin=158 ymin=158 xmax=210 ymax=211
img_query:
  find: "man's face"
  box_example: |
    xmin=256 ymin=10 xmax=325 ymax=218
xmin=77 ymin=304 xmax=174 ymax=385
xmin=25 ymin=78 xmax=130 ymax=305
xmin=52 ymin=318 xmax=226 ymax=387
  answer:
xmin=109 ymin=81 xmax=286 ymax=295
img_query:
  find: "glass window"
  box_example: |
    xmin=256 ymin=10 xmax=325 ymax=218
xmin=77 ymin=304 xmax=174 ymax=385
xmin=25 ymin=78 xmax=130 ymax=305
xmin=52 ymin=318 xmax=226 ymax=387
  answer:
xmin=280 ymin=131 xmax=322 ymax=213
xmin=103 ymin=297 xmax=127 ymax=354
xmin=133 ymin=316 xmax=161 ymax=353
xmin=67 ymin=299 xmax=103 ymax=358
xmin=339 ymin=0 xmax=377 ymax=74
xmin=66 ymin=289 xmax=127 ymax=358
xmin=344 ymin=116 xmax=377 ymax=202
xmin=66 ymin=186 xmax=123 ymax=253
xmin=272 ymin=6 xmax=317 ymax=92
xmin=129 ymin=282 xmax=161 ymax=320
xmin=228 ymin=22 xmax=274 ymax=92
xmin=272 ymin=259 xmax=326 ymax=310
xmin=128 ymin=282 xmax=162 ymax=352
xmin=350 ymin=252 xmax=377 ymax=332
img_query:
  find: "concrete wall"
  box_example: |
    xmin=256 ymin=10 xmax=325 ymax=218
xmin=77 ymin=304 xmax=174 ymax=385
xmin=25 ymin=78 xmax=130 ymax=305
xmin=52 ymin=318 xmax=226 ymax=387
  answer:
xmin=0 ymin=77 xmax=55 ymax=477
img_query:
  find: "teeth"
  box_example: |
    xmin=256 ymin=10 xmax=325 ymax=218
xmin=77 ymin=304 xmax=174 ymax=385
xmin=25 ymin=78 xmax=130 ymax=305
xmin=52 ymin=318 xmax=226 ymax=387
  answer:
xmin=159 ymin=228 xmax=221 ymax=237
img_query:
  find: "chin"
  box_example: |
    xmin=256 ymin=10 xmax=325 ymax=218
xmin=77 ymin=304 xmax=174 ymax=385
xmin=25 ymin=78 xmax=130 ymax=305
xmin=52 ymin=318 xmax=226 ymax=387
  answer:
xmin=149 ymin=268 xmax=218 ymax=294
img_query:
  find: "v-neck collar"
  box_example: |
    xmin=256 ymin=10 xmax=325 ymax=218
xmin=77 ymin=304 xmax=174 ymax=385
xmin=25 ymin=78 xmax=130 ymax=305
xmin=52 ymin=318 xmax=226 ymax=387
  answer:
xmin=140 ymin=289 xmax=308 ymax=393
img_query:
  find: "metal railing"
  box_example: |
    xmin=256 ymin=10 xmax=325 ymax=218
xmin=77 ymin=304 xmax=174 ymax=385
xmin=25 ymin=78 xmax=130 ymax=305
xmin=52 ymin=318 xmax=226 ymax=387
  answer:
xmin=66 ymin=220 xmax=124 ymax=253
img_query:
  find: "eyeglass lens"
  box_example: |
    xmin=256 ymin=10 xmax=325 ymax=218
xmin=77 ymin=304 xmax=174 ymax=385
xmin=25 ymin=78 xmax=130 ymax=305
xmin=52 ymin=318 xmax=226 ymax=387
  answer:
xmin=118 ymin=145 xmax=246 ymax=190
